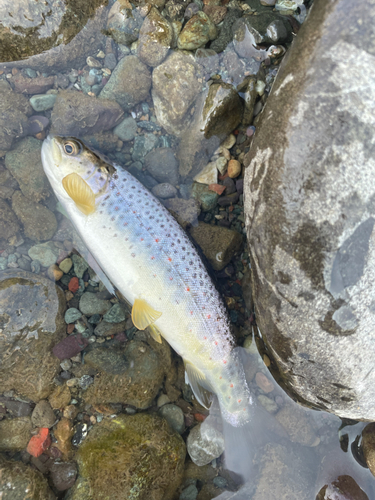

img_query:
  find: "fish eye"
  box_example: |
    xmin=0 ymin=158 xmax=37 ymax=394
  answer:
xmin=63 ymin=140 xmax=80 ymax=155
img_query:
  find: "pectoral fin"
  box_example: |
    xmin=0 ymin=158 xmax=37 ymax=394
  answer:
xmin=131 ymin=299 xmax=162 ymax=330
xmin=62 ymin=173 xmax=96 ymax=215
xmin=184 ymin=361 xmax=214 ymax=409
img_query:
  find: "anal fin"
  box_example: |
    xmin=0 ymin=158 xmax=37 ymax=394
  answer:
xmin=147 ymin=324 xmax=162 ymax=344
xmin=184 ymin=361 xmax=214 ymax=409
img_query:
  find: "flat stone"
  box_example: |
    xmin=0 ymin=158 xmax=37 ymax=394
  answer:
xmin=191 ymin=183 xmax=218 ymax=212
xmin=12 ymin=191 xmax=57 ymax=242
xmin=52 ymin=333 xmax=89 ymax=360
xmin=164 ymin=197 xmax=201 ymax=227
xmin=0 ymin=417 xmax=32 ymax=451
xmin=177 ymin=12 xmax=217 ymax=50
xmin=31 ymin=400 xmax=56 ymax=428
xmin=102 ymin=303 xmax=127 ymax=323
xmin=132 ymin=133 xmax=159 ymax=162
xmin=99 ymin=55 xmax=151 ymax=111
xmin=30 ymin=93 xmax=57 ymax=111
xmin=50 ymin=461 xmax=78 ymax=492
xmin=79 ymin=292 xmax=112 ymax=316
xmin=151 ymin=183 xmax=178 ymax=199
xmin=275 ymin=404 xmax=319 ymax=447
xmin=28 ymin=241 xmax=60 ymax=267
xmin=316 ymin=475 xmax=369 ymax=500
xmin=144 ymin=147 xmax=179 ymax=185
xmin=194 ymin=162 xmax=218 ymax=185
xmin=72 ymin=253 xmax=88 ymax=278
xmin=137 ymin=7 xmax=173 ymax=67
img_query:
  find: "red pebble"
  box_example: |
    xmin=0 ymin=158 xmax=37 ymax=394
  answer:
xmin=68 ymin=277 xmax=79 ymax=293
xmin=27 ymin=428 xmax=51 ymax=457
xmin=208 ymin=183 xmax=226 ymax=195
xmin=66 ymin=324 xmax=75 ymax=334
xmin=194 ymin=413 xmax=207 ymax=422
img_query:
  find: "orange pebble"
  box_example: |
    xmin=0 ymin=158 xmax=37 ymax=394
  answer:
xmin=194 ymin=413 xmax=207 ymax=422
xmin=27 ymin=428 xmax=51 ymax=457
xmin=68 ymin=277 xmax=79 ymax=293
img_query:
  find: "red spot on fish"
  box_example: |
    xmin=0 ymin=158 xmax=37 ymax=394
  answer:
xmin=215 ymin=341 xmax=218 ymax=345
xmin=230 ymin=384 xmax=234 ymax=388
xmin=169 ymin=277 xmax=173 ymax=280
xmin=151 ymin=256 xmax=155 ymax=260
xmin=223 ymin=360 xmax=227 ymax=364
xmin=140 ymin=238 xmax=144 ymax=241
xmin=228 ymin=396 xmax=231 ymax=399
xmin=207 ymin=315 xmax=211 ymax=319
xmin=186 ymin=287 xmax=190 ymax=292
xmin=204 ymin=336 xmax=207 ymax=340
xmin=123 ymin=222 xmax=128 ymax=226
xmin=155 ymin=238 xmax=159 ymax=242
xmin=133 ymin=210 xmax=136 ymax=213
xmin=190 ymin=311 xmax=193 ymax=315
xmin=168 ymin=257 xmax=172 ymax=261
xmin=219 ymin=376 xmax=222 ymax=379
xmin=115 ymin=206 xmax=119 ymax=211
xmin=238 ymin=399 xmax=242 ymax=403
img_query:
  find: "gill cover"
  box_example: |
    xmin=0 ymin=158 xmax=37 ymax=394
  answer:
xmin=62 ymin=172 xmax=96 ymax=215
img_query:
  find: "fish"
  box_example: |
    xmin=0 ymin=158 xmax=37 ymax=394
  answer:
xmin=41 ymin=135 xmax=257 ymax=478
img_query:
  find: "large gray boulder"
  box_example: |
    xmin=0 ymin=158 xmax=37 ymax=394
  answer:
xmin=244 ymin=0 xmax=375 ymax=420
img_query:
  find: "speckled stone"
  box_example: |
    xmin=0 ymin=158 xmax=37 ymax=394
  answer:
xmin=178 ymin=12 xmax=217 ymax=50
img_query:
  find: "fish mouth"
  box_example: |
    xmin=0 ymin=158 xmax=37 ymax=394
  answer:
xmin=42 ymin=134 xmax=63 ymax=167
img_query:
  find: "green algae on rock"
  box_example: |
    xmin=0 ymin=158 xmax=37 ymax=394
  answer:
xmin=73 ymin=413 xmax=186 ymax=500
xmin=0 ymin=270 xmax=66 ymax=402
xmin=0 ymin=457 xmax=55 ymax=500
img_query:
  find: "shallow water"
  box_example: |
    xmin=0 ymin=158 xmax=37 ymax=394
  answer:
xmin=0 ymin=0 xmax=375 ymax=498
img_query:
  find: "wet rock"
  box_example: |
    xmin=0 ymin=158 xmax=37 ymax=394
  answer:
xmin=195 ymin=48 xmax=219 ymax=74
xmin=71 ymin=254 xmax=88 ymax=278
xmin=227 ymin=159 xmax=241 ymax=178
xmin=13 ymin=74 xmax=55 ymax=94
xmin=54 ymin=417 xmax=74 ymax=459
xmin=210 ymin=7 xmax=242 ymax=54
xmin=362 ymin=423 xmax=375 ymax=477
xmin=166 ymin=0 xmax=187 ymax=21
xmin=107 ymin=2 xmax=143 ymax=46
xmin=251 ymin=442 xmax=316 ymax=500
xmin=49 ymin=385 xmax=71 ymax=410
xmin=275 ymin=404 xmax=319 ymax=447
xmin=177 ymin=82 xmax=243 ymax=179
xmin=51 ymin=90 xmax=124 ymax=137
xmin=0 ymin=88 xmax=32 ymax=155
xmin=81 ymin=132 xmax=120 ymax=153
xmin=52 ymin=333 xmax=89 ymax=360
xmin=5 ymin=137 xmax=49 ymax=202
xmin=238 ymin=11 xmax=292 ymax=46
xmin=180 ymin=484 xmax=199 ymax=500
xmin=178 ymin=12 xmax=217 ymax=50
xmin=243 ymin=0 xmax=375 ymax=420
xmin=30 ymin=94 xmax=57 ymax=112
xmin=144 ymin=147 xmax=179 ymax=185
xmin=0 ymin=417 xmax=32 ymax=451
xmin=113 ymin=115 xmax=137 ymax=142
xmin=223 ymin=177 xmax=236 ymax=195
xmin=0 ymin=199 xmax=20 ymax=241
xmin=152 ymin=183 xmax=178 ymax=199
xmin=316 ymin=475 xmax=369 ymax=500
xmin=257 ymin=394 xmax=278 ymax=414
xmin=79 ymin=292 xmax=112 ymax=316
xmin=50 ymin=461 xmax=77 ymax=491
xmin=242 ymin=76 xmax=258 ymax=126
xmin=185 ymin=3 xmax=200 ymax=20
xmin=189 ymin=221 xmax=242 ymax=270
xmin=0 ymin=458 xmax=55 ymax=500
xmin=31 ymin=400 xmax=56 ymax=428
xmin=187 ymin=423 xmax=225 ymax=466
xmin=132 ymin=133 xmax=159 ymax=161
xmin=203 ymin=5 xmax=227 ymax=25
xmin=27 ymin=115 xmax=50 ymax=136
xmin=159 ymin=403 xmax=185 ymax=434
xmin=94 ymin=320 xmax=128 ymax=337
xmin=164 ymin=197 xmax=201 ymax=227
xmin=12 ymin=191 xmax=57 ymax=241
xmin=99 ymin=55 xmax=151 ymax=111
xmin=191 ymin=183 xmax=218 ymax=211
xmin=72 ymin=414 xmax=185 ymax=500
xmin=84 ymin=339 xmax=170 ymax=409
xmin=3 ymin=400 xmax=33 ymax=417
xmin=28 ymin=241 xmax=60 ymax=267
xmin=138 ymin=7 xmax=173 ymax=67
xmin=194 ymin=162 xmax=218 ymax=185
xmin=0 ymin=270 xmax=66 ymax=401
xmin=152 ymin=51 xmax=202 ymax=136
xmin=102 ymin=302 xmax=127 ymax=323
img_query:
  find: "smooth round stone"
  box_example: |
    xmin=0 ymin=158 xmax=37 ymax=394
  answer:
xmin=104 ymin=53 xmax=117 ymax=70
xmin=132 ymin=133 xmax=159 ymax=162
xmin=59 ymin=257 xmax=73 ymax=274
xmin=71 ymin=254 xmax=88 ymax=278
xmin=64 ymin=308 xmax=82 ymax=324
xmin=28 ymin=242 xmax=60 ymax=267
xmin=151 ymin=183 xmax=178 ymax=199
xmin=180 ymin=484 xmax=199 ymax=500
xmin=0 ymin=257 xmax=8 ymax=270
xmin=17 ymin=257 xmax=31 ymax=271
xmin=159 ymin=404 xmax=185 ymax=434
xmin=213 ymin=476 xmax=228 ymax=488
xmin=177 ymin=12 xmax=217 ymax=50
xmin=157 ymin=394 xmax=171 ymax=408
xmin=30 ymin=260 xmax=41 ymax=273
xmin=29 ymin=93 xmax=57 ymax=111
xmin=187 ymin=423 xmax=224 ymax=466
xmin=227 ymin=159 xmax=241 ymax=178
xmin=79 ymin=292 xmax=112 ymax=316
xmin=113 ymin=116 xmax=137 ymax=142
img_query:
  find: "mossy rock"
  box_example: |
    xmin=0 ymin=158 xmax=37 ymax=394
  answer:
xmin=0 ymin=458 xmax=55 ymax=500
xmin=74 ymin=413 xmax=186 ymax=500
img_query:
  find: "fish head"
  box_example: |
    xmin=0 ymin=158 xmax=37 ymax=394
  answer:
xmin=41 ymin=135 xmax=115 ymax=215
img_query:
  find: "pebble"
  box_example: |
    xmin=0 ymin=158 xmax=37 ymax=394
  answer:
xmin=180 ymin=484 xmax=199 ymax=500
xmin=187 ymin=423 xmax=225 ymax=466
xmin=194 ymin=162 xmax=218 ymax=185
xmin=157 ymin=394 xmax=171 ymax=407
xmin=29 ymin=93 xmax=57 ymax=111
xmin=87 ymin=56 xmax=102 ymax=68
xmin=103 ymin=302 xmax=127 ymax=323
xmin=132 ymin=133 xmax=160 ymax=162
xmin=17 ymin=256 xmax=31 ymax=271
xmin=68 ymin=277 xmax=80 ymax=293
xmin=151 ymin=183 xmax=178 ymax=199
xmin=79 ymin=292 xmax=112 ymax=316
xmin=178 ymin=12 xmax=217 ymax=50
xmin=191 ymin=183 xmax=218 ymax=212
xmin=31 ymin=260 xmax=41 ymax=273
xmin=49 ymin=461 xmax=78 ymax=491
xmin=104 ymin=53 xmax=117 ymax=70
xmin=137 ymin=120 xmax=161 ymax=132
xmin=31 ymin=400 xmax=56 ymax=428
xmin=0 ymin=257 xmax=7 ymax=270
xmin=213 ymin=476 xmax=228 ymax=488
xmin=78 ymin=375 xmax=94 ymax=390
xmin=52 ymin=333 xmax=89 ymax=360
xmin=255 ymin=372 xmax=275 ymax=393
xmin=64 ymin=308 xmax=82 ymax=324
xmin=113 ymin=116 xmax=138 ymax=142
xmin=28 ymin=242 xmax=60 ymax=267
xmin=27 ymin=428 xmax=51 ymax=457
xmin=59 ymin=257 xmax=73 ymax=273
xmin=47 ymin=264 xmax=64 ymax=281
xmin=0 ymin=417 xmax=32 ymax=451
xmin=49 ymin=385 xmax=71 ymax=410
xmin=257 ymin=394 xmax=279 ymax=414
xmin=72 ymin=254 xmax=88 ymax=278
xmin=227 ymin=159 xmax=241 ymax=178
xmin=144 ymin=147 xmax=179 ymax=185
xmin=222 ymin=177 xmax=236 ymax=195
xmin=215 ymin=156 xmax=228 ymax=175
xmin=158 ymin=404 xmax=185 ymax=434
